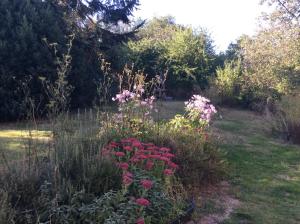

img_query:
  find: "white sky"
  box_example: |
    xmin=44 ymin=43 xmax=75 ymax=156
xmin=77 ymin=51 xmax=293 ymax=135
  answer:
xmin=134 ymin=0 xmax=268 ymax=52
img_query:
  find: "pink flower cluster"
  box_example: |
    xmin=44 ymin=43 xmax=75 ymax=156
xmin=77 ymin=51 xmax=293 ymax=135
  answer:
xmin=102 ymin=138 xmax=178 ymax=223
xmin=112 ymin=90 xmax=136 ymax=103
xmin=185 ymin=95 xmax=217 ymax=122
xmin=140 ymin=96 xmax=155 ymax=109
xmin=103 ymin=138 xmax=178 ymax=186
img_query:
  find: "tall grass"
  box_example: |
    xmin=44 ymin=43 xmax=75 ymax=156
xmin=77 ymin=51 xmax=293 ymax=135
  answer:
xmin=269 ymin=92 xmax=300 ymax=144
xmin=0 ymin=111 xmax=121 ymax=223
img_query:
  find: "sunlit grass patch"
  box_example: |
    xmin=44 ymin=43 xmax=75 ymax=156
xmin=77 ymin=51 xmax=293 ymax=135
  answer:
xmin=0 ymin=128 xmax=52 ymax=163
xmin=0 ymin=129 xmax=52 ymax=140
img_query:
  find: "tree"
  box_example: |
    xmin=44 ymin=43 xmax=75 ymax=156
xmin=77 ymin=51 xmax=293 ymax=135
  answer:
xmin=261 ymin=0 xmax=300 ymax=24
xmin=0 ymin=0 xmax=141 ymax=120
xmin=0 ymin=0 xmax=67 ymax=120
xmin=120 ymin=17 xmax=217 ymax=98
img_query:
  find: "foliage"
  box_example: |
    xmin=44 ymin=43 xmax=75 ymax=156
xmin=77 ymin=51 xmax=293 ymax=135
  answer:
xmin=269 ymin=92 xmax=300 ymax=143
xmin=212 ymin=59 xmax=243 ymax=105
xmin=121 ymin=17 xmax=217 ymax=97
xmin=261 ymin=0 xmax=300 ymax=24
xmin=0 ymin=0 xmax=141 ymax=121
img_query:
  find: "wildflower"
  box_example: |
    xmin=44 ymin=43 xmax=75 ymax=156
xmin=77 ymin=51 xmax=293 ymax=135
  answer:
xmin=129 ymin=156 xmax=140 ymax=163
xmin=159 ymin=156 xmax=170 ymax=162
xmin=117 ymin=162 xmax=129 ymax=170
xmin=114 ymin=151 xmax=125 ymax=157
xmin=163 ymin=169 xmax=174 ymax=176
xmin=136 ymin=217 xmax=145 ymax=224
xmin=145 ymin=160 xmax=154 ymax=170
xmin=168 ymin=161 xmax=179 ymax=169
xmin=140 ymin=179 xmax=153 ymax=190
xmin=132 ymin=141 xmax=142 ymax=148
xmin=122 ymin=172 xmax=133 ymax=186
xmin=184 ymin=95 xmax=217 ymax=123
xmin=137 ymin=154 xmax=148 ymax=160
xmin=136 ymin=198 xmax=150 ymax=206
xmin=123 ymin=146 xmax=133 ymax=152
xmin=163 ymin=153 xmax=175 ymax=158
xmin=148 ymin=154 xmax=161 ymax=159
xmin=160 ymin=147 xmax=171 ymax=152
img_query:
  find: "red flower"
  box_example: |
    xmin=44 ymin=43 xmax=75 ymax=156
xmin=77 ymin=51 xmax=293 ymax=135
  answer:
xmin=140 ymin=179 xmax=153 ymax=190
xmin=123 ymin=146 xmax=133 ymax=151
xmin=132 ymin=141 xmax=142 ymax=148
xmin=109 ymin=142 xmax=119 ymax=149
xmin=145 ymin=160 xmax=154 ymax=170
xmin=163 ymin=169 xmax=174 ymax=176
xmin=159 ymin=156 xmax=170 ymax=162
xmin=168 ymin=161 xmax=179 ymax=169
xmin=136 ymin=198 xmax=150 ymax=206
xmin=137 ymin=154 xmax=148 ymax=160
xmin=149 ymin=154 xmax=161 ymax=159
xmin=129 ymin=156 xmax=140 ymax=163
xmin=117 ymin=162 xmax=129 ymax=170
xmin=136 ymin=217 xmax=145 ymax=224
xmin=122 ymin=172 xmax=133 ymax=186
xmin=114 ymin=151 xmax=125 ymax=157
xmin=110 ymin=141 xmax=118 ymax=146
xmin=160 ymin=147 xmax=171 ymax=152
xmin=163 ymin=153 xmax=175 ymax=158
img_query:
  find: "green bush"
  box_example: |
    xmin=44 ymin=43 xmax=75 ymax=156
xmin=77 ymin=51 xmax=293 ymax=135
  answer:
xmin=212 ymin=59 xmax=242 ymax=105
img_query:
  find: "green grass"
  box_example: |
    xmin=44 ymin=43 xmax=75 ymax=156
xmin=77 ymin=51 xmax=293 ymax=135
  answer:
xmin=214 ymin=108 xmax=300 ymax=224
xmin=0 ymin=126 xmax=52 ymax=163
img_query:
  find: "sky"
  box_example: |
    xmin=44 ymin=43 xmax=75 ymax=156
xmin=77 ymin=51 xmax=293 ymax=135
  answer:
xmin=134 ymin=0 xmax=268 ymax=52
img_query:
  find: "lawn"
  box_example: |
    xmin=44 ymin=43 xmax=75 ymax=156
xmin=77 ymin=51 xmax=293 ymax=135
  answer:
xmin=214 ymin=108 xmax=300 ymax=224
xmin=1 ymin=105 xmax=300 ymax=223
xmin=0 ymin=124 xmax=52 ymax=164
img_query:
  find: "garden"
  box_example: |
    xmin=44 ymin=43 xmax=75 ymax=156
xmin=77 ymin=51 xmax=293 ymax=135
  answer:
xmin=1 ymin=0 xmax=300 ymax=223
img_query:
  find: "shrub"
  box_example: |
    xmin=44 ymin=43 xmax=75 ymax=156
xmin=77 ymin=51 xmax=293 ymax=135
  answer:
xmin=270 ymin=93 xmax=300 ymax=144
xmin=212 ymin=59 xmax=242 ymax=105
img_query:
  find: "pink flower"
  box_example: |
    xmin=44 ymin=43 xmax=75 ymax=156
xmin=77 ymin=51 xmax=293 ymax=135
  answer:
xmin=163 ymin=169 xmax=174 ymax=176
xmin=136 ymin=198 xmax=150 ymax=206
xmin=136 ymin=217 xmax=145 ymax=224
xmin=137 ymin=154 xmax=148 ymax=160
xmin=122 ymin=172 xmax=133 ymax=186
xmin=149 ymin=154 xmax=161 ymax=159
xmin=140 ymin=179 xmax=153 ymax=190
xmin=117 ymin=162 xmax=129 ymax=170
xmin=132 ymin=141 xmax=142 ymax=148
xmin=160 ymin=147 xmax=171 ymax=152
xmin=159 ymin=156 xmax=170 ymax=162
xmin=163 ymin=153 xmax=175 ymax=158
xmin=168 ymin=161 xmax=179 ymax=169
xmin=129 ymin=156 xmax=140 ymax=163
xmin=110 ymin=142 xmax=118 ymax=147
xmin=114 ymin=151 xmax=125 ymax=157
xmin=145 ymin=160 xmax=154 ymax=170
xmin=123 ymin=146 xmax=133 ymax=151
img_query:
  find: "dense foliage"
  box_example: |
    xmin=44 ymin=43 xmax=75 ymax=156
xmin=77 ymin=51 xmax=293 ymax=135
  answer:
xmin=0 ymin=0 xmax=140 ymax=121
xmin=119 ymin=17 xmax=218 ymax=98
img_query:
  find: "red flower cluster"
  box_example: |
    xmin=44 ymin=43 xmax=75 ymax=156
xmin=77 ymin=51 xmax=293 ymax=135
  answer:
xmin=102 ymin=138 xmax=178 ymax=221
xmin=103 ymin=138 xmax=178 ymax=185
